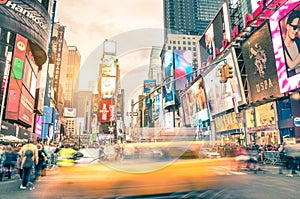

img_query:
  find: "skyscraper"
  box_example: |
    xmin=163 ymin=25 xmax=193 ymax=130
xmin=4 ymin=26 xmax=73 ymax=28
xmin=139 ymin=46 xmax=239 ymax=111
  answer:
xmin=163 ymin=0 xmax=224 ymax=37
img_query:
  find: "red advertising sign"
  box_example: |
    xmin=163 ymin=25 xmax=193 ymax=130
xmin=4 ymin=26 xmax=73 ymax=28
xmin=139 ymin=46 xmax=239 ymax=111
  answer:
xmin=19 ymin=86 xmax=34 ymax=125
xmin=99 ymin=99 xmax=115 ymax=123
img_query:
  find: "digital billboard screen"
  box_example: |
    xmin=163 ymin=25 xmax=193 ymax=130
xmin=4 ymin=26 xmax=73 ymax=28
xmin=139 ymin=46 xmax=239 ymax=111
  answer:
xmin=269 ymin=0 xmax=300 ymax=93
xmin=242 ymin=22 xmax=282 ymax=102
xmin=199 ymin=3 xmax=231 ymax=67
xmin=203 ymin=48 xmax=246 ymax=116
xmin=184 ymin=77 xmax=209 ymax=127
xmin=174 ymin=50 xmax=193 ymax=91
xmin=162 ymin=51 xmax=175 ymax=108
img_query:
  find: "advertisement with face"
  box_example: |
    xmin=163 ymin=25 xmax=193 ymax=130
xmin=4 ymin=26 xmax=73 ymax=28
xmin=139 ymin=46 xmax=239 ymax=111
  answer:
xmin=199 ymin=3 xmax=231 ymax=67
xmin=269 ymin=0 xmax=300 ymax=93
xmin=242 ymin=23 xmax=282 ymax=102
xmin=184 ymin=77 xmax=209 ymax=127
xmin=203 ymin=48 xmax=245 ymax=116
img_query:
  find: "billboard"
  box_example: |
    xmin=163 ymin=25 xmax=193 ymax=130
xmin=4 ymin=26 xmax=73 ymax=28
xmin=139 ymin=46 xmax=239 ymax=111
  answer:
xmin=180 ymin=93 xmax=191 ymax=126
xmin=144 ymin=79 xmax=156 ymax=93
xmin=19 ymin=86 xmax=34 ymax=125
xmin=199 ymin=2 xmax=231 ymax=67
xmin=63 ymin=107 xmax=77 ymax=118
xmin=183 ymin=77 xmax=209 ymax=127
xmin=101 ymin=55 xmax=117 ymax=77
xmin=162 ymin=51 xmax=175 ymax=108
xmin=269 ymin=0 xmax=300 ymax=93
xmin=53 ymin=25 xmax=65 ymax=101
xmin=203 ymin=47 xmax=246 ymax=116
xmin=152 ymin=94 xmax=161 ymax=119
xmin=5 ymin=34 xmax=27 ymax=121
xmin=242 ymin=22 xmax=282 ymax=102
xmin=99 ymin=99 xmax=115 ymax=123
xmin=174 ymin=50 xmax=193 ymax=90
xmin=101 ymin=76 xmax=116 ymax=99
xmin=34 ymin=114 xmax=42 ymax=138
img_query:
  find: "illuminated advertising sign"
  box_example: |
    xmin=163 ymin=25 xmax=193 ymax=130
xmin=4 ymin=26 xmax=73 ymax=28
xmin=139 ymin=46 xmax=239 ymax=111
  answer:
xmin=101 ymin=55 xmax=117 ymax=77
xmin=63 ymin=107 xmax=77 ymax=118
xmin=5 ymin=34 xmax=27 ymax=121
xmin=162 ymin=51 xmax=175 ymax=108
xmin=174 ymin=50 xmax=193 ymax=90
xmin=269 ymin=0 xmax=300 ymax=93
xmin=53 ymin=110 xmax=58 ymax=139
xmin=101 ymin=76 xmax=116 ymax=99
xmin=0 ymin=0 xmax=51 ymax=65
xmin=184 ymin=77 xmax=209 ymax=127
xmin=22 ymin=61 xmax=32 ymax=91
xmin=53 ymin=25 xmax=65 ymax=101
xmin=144 ymin=79 xmax=156 ymax=93
xmin=99 ymin=99 xmax=115 ymax=123
xmin=242 ymin=23 xmax=282 ymax=102
xmin=199 ymin=3 xmax=231 ymax=67
xmin=43 ymin=106 xmax=53 ymax=123
xmin=34 ymin=114 xmax=42 ymax=138
xmin=180 ymin=93 xmax=191 ymax=126
xmin=203 ymin=48 xmax=246 ymax=116
xmin=19 ymin=86 xmax=34 ymax=125
xmin=30 ymin=72 xmax=37 ymax=97
xmin=103 ymin=40 xmax=116 ymax=56
xmin=152 ymin=94 xmax=161 ymax=119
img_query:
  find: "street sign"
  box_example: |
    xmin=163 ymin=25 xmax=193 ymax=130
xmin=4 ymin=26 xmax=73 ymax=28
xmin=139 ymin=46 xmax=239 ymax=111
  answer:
xmin=126 ymin=112 xmax=138 ymax=116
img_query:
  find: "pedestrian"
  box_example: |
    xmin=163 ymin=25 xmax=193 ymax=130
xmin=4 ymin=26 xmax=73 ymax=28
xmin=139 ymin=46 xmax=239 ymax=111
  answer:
xmin=35 ymin=144 xmax=47 ymax=181
xmin=19 ymin=139 xmax=38 ymax=190
xmin=0 ymin=145 xmax=6 ymax=181
xmin=3 ymin=145 xmax=18 ymax=179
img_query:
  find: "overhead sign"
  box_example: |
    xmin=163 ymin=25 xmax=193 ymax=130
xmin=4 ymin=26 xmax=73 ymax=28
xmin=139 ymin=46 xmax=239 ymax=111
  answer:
xmin=126 ymin=112 xmax=138 ymax=116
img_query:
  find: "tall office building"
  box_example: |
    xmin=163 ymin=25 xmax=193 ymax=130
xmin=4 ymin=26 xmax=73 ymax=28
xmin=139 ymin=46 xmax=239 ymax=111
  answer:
xmin=63 ymin=46 xmax=81 ymax=108
xmin=148 ymin=46 xmax=163 ymax=84
xmin=163 ymin=0 xmax=224 ymax=37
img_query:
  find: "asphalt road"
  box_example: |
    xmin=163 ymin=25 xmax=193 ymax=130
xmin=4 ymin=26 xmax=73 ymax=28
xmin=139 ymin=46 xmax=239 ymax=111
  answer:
xmin=1 ymin=163 xmax=300 ymax=199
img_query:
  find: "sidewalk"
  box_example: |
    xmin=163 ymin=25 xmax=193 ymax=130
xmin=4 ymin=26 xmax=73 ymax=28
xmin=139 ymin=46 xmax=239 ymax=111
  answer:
xmin=0 ymin=174 xmax=20 ymax=183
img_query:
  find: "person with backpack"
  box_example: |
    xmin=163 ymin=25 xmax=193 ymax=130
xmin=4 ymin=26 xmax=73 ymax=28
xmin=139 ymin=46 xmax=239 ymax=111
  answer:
xmin=19 ymin=139 xmax=38 ymax=190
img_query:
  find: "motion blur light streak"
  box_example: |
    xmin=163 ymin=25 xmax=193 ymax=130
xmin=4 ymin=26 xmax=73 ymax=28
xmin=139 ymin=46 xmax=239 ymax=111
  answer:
xmin=34 ymin=157 xmax=246 ymax=198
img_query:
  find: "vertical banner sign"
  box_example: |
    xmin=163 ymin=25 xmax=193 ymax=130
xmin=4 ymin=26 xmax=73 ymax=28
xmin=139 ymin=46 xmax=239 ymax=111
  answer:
xmin=5 ymin=34 xmax=28 ymax=120
xmin=162 ymin=51 xmax=175 ymax=108
xmin=174 ymin=50 xmax=193 ymax=90
xmin=53 ymin=25 xmax=65 ymax=101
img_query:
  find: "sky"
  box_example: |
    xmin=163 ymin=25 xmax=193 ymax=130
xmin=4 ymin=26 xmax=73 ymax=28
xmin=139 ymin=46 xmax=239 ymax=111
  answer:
xmin=55 ymin=0 xmax=164 ymax=73
xmin=55 ymin=0 xmax=164 ymax=126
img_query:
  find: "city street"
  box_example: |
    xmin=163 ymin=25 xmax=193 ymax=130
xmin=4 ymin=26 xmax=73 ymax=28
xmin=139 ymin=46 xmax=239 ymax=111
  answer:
xmin=1 ymin=163 xmax=300 ymax=199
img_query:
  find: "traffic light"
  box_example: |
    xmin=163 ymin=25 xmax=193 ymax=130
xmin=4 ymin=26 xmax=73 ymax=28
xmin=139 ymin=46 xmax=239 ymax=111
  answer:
xmin=225 ymin=64 xmax=234 ymax=79
xmin=220 ymin=65 xmax=227 ymax=83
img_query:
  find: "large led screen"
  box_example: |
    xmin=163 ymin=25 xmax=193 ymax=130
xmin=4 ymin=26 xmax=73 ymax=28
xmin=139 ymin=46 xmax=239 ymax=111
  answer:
xmin=199 ymin=3 xmax=231 ymax=67
xmin=174 ymin=50 xmax=193 ymax=90
xmin=101 ymin=76 xmax=116 ymax=99
xmin=99 ymin=99 xmax=115 ymax=123
xmin=162 ymin=51 xmax=175 ymax=108
xmin=269 ymin=0 xmax=300 ymax=93
xmin=183 ymin=77 xmax=209 ymax=127
xmin=180 ymin=93 xmax=191 ymax=126
xmin=203 ymin=48 xmax=246 ymax=116
xmin=242 ymin=22 xmax=282 ymax=102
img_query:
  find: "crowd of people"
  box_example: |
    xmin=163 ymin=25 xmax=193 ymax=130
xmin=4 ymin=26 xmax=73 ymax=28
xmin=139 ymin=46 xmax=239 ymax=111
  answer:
xmin=0 ymin=139 xmax=73 ymax=191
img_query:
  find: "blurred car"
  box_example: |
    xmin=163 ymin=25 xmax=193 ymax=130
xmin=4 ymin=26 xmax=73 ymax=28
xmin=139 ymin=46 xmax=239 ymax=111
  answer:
xmin=34 ymin=143 xmax=246 ymax=199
